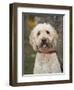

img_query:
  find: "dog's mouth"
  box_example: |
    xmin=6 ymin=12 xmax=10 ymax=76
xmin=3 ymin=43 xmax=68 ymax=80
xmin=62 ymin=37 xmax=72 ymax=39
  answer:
xmin=37 ymin=42 xmax=56 ymax=53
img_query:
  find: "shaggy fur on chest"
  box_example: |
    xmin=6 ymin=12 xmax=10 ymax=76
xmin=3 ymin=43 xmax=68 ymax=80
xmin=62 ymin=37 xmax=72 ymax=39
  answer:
xmin=33 ymin=52 xmax=61 ymax=74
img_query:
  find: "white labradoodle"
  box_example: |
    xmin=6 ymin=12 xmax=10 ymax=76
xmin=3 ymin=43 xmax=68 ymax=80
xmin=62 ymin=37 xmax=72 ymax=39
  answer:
xmin=29 ymin=23 xmax=61 ymax=74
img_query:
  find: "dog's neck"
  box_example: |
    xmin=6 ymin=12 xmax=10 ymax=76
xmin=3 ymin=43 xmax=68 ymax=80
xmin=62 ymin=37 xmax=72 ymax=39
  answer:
xmin=37 ymin=48 xmax=57 ymax=54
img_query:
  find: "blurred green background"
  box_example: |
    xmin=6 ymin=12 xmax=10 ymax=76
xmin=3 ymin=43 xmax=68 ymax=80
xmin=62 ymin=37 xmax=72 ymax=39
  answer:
xmin=22 ymin=13 xmax=63 ymax=74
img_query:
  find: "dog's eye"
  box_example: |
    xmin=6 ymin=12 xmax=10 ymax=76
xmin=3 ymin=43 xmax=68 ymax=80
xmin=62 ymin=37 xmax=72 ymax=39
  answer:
xmin=46 ymin=31 xmax=50 ymax=34
xmin=37 ymin=31 xmax=40 ymax=36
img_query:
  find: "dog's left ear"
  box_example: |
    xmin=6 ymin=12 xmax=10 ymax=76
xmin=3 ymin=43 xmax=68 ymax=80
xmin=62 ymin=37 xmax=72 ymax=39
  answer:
xmin=52 ymin=31 xmax=58 ymax=49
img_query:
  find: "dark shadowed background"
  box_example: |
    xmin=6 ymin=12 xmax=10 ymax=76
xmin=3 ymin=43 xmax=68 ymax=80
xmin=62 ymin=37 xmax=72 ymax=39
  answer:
xmin=22 ymin=13 xmax=63 ymax=74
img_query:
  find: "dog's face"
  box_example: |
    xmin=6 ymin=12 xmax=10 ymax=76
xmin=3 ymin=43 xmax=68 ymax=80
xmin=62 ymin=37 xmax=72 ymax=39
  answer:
xmin=29 ymin=23 xmax=58 ymax=53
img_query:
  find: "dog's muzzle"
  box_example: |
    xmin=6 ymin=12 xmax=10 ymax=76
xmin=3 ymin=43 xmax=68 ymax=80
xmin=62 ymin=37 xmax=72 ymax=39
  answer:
xmin=37 ymin=38 xmax=56 ymax=53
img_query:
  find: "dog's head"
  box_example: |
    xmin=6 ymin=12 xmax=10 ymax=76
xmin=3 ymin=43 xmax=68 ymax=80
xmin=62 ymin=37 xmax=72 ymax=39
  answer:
xmin=29 ymin=23 xmax=58 ymax=53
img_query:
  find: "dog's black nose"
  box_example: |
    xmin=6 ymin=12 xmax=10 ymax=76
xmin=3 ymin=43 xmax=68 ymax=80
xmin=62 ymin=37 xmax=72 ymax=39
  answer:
xmin=42 ymin=38 xmax=46 ymax=43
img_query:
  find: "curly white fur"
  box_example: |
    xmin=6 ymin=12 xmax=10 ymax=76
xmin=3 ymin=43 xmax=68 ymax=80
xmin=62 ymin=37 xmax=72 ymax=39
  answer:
xmin=29 ymin=23 xmax=61 ymax=74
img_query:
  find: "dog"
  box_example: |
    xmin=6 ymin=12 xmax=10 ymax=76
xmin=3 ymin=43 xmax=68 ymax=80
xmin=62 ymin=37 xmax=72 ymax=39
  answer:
xmin=29 ymin=23 xmax=61 ymax=74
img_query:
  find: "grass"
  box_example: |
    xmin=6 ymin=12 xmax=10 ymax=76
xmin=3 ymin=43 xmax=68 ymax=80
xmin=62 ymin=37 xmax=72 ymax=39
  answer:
xmin=24 ymin=53 xmax=36 ymax=74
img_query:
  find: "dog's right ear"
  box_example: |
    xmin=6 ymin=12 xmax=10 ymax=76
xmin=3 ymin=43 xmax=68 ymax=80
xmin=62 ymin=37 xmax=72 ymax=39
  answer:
xmin=29 ymin=30 xmax=37 ymax=51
